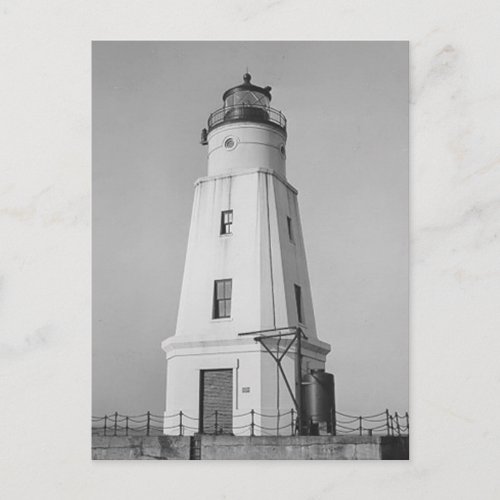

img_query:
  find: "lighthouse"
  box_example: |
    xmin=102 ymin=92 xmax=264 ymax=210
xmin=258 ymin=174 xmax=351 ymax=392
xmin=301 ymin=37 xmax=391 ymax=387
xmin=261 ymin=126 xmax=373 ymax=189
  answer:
xmin=162 ymin=73 xmax=332 ymax=436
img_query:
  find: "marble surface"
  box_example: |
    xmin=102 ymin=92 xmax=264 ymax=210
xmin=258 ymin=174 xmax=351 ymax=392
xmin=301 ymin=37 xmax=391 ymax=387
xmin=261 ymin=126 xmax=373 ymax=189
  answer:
xmin=1 ymin=1 xmax=499 ymax=498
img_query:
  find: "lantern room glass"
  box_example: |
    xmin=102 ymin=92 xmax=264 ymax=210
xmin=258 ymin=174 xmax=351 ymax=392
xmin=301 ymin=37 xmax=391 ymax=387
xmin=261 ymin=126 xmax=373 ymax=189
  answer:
xmin=224 ymin=90 xmax=270 ymax=109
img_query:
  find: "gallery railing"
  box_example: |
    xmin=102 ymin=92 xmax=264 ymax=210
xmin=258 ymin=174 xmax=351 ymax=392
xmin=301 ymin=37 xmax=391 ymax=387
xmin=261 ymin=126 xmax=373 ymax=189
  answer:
xmin=207 ymin=104 xmax=287 ymax=133
xmin=92 ymin=409 xmax=409 ymax=437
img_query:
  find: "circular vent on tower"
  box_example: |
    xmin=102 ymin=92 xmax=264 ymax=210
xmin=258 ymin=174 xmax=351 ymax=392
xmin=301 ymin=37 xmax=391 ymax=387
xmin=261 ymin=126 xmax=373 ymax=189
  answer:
xmin=223 ymin=136 xmax=238 ymax=151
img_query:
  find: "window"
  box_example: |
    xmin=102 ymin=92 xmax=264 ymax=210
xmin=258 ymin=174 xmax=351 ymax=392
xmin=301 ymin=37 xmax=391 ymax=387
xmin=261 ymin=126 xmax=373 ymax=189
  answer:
xmin=220 ymin=210 xmax=233 ymax=235
xmin=294 ymin=284 xmax=304 ymax=324
xmin=287 ymin=216 xmax=294 ymax=242
xmin=213 ymin=279 xmax=232 ymax=319
xmin=225 ymin=91 xmax=269 ymax=108
xmin=223 ymin=136 xmax=238 ymax=150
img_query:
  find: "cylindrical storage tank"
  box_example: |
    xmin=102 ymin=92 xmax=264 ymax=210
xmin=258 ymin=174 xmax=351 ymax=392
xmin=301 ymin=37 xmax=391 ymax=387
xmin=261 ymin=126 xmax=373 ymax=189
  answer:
xmin=302 ymin=369 xmax=335 ymax=435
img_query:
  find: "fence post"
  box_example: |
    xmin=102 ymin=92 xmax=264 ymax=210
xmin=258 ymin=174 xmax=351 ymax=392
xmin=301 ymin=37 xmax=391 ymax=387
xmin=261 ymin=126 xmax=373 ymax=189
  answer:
xmin=330 ymin=408 xmax=336 ymax=436
xmin=359 ymin=416 xmax=363 ymax=436
xmin=250 ymin=409 xmax=255 ymax=436
xmin=146 ymin=411 xmax=151 ymax=436
xmin=290 ymin=409 xmax=295 ymax=436
xmin=276 ymin=409 xmax=280 ymax=436
xmin=104 ymin=415 xmax=107 ymax=436
xmin=395 ymin=412 xmax=401 ymax=436
xmin=405 ymin=411 xmax=409 ymax=433
xmin=114 ymin=411 xmax=118 ymax=436
xmin=389 ymin=415 xmax=394 ymax=436
xmin=125 ymin=416 xmax=129 ymax=436
xmin=179 ymin=411 xmax=183 ymax=436
xmin=385 ymin=409 xmax=390 ymax=436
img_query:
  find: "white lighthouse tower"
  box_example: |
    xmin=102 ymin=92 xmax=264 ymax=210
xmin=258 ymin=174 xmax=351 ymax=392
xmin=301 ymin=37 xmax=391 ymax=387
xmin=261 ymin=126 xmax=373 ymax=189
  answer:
xmin=162 ymin=74 xmax=331 ymax=436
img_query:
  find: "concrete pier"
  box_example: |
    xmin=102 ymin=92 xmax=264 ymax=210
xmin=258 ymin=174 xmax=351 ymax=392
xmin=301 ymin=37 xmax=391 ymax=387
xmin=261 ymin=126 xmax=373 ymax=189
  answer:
xmin=92 ymin=435 xmax=409 ymax=460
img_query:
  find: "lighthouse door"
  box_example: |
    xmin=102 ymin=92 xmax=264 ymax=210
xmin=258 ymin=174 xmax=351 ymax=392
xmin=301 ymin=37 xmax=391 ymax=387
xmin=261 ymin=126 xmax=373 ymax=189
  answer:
xmin=199 ymin=369 xmax=233 ymax=434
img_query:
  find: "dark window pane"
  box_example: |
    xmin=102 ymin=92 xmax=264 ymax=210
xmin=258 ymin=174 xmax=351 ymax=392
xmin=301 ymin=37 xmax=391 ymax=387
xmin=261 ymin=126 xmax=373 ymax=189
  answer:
xmin=287 ymin=216 xmax=294 ymax=242
xmin=294 ymin=284 xmax=303 ymax=324
xmin=213 ymin=279 xmax=232 ymax=319
xmin=218 ymin=301 xmax=225 ymax=318
xmin=220 ymin=210 xmax=233 ymax=235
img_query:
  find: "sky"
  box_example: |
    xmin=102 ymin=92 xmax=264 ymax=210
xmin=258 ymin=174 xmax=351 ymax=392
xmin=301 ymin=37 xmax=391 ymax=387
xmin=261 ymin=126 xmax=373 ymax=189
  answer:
xmin=92 ymin=41 xmax=408 ymax=417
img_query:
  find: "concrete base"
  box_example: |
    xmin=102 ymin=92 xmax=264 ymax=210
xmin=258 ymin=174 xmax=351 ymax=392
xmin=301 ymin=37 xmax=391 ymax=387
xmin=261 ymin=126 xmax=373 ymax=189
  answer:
xmin=198 ymin=435 xmax=408 ymax=460
xmin=92 ymin=436 xmax=190 ymax=460
xmin=92 ymin=435 xmax=408 ymax=460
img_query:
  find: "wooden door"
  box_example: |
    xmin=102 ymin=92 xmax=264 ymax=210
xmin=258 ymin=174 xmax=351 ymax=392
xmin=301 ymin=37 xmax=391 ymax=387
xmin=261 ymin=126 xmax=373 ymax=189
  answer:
xmin=199 ymin=369 xmax=233 ymax=434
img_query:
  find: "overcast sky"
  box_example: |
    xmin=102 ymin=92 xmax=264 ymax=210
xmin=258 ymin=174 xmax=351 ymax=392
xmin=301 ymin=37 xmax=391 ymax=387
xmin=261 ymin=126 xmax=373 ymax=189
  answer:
xmin=93 ymin=41 xmax=408 ymax=417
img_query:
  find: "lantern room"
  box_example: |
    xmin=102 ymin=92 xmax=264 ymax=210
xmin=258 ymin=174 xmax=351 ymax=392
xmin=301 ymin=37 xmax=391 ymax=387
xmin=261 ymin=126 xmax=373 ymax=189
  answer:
xmin=223 ymin=72 xmax=271 ymax=108
xmin=202 ymin=73 xmax=287 ymax=143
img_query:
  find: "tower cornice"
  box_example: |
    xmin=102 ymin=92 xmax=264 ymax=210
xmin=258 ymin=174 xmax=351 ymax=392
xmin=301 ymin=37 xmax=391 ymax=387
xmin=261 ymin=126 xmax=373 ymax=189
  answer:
xmin=193 ymin=168 xmax=299 ymax=196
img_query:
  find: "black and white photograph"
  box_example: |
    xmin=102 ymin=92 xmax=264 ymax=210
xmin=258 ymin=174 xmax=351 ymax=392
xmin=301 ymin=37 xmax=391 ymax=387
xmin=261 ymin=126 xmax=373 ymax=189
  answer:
xmin=4 ymin=0 xmax=500 ymax=496
xmin=92 ymin=41 xmax=409 ymax=460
